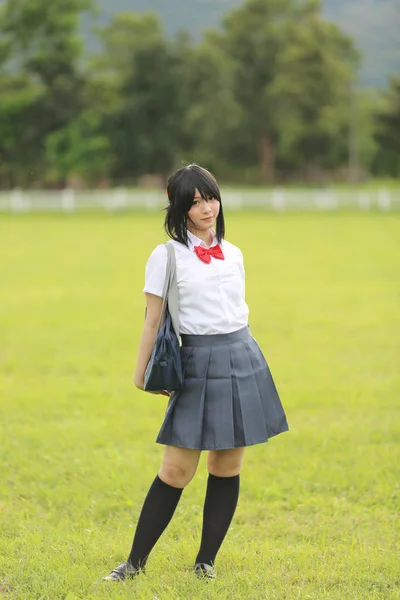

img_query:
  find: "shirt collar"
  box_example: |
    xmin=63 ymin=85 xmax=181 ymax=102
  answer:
xmin=187 ymin=228 xmax=218 ymax=251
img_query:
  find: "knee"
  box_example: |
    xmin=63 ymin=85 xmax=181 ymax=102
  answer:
xmin=207 ymin=458 xmax=241 ymax=478
xmin=208 ymin=464 xmax=241 ymax=478
xmin=158 ymin=462 xmax=196 ymax=488
xmin=207 ymin=450 xmax=244 ymax=478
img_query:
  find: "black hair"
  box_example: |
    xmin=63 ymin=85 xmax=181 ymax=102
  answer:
xmin=164 ymin=164 xmax=225 ymax=246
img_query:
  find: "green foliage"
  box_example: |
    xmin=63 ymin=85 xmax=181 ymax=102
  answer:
xmin=0 ymin=0 xmax=93 ymax=186
xmin=94 ymin=12 xmax=190 ymax=181
xmin=372 ymin=77 xmax=400 ymax=177
xmin=0 ymin=73 xmax=44 ymax=186
xmin=0 ymin=0 xmax=93 ymax=77
xmin=221 ymin=0 xmax=358 ymax=179
xmin=181 ymin=30 xmax=243 ymax=174
xmin=45 ymin=112 xmax=111 ymax=185
xmin=0 ymin=0 xmax=398 ymax=187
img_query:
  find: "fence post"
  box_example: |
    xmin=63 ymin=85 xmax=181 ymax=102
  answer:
xmin=225 ymin=191 xmax=244 ymax=210
xmin=378 ymin=189 xmax=391 ymax=211
xmin=315 ymin=189 xmax=337 ymax=210
xmin=61 ymin=188 xmax=75 ymax=212
xmin=10 ymin=188 xmax=25 ymax=212
xmin=358 ymin=192 xmax=370 ymax=210
xmin=272 ymin=189 xmax=286 ymax=210
xmin=144 ymin=193 xmax=159 ymax=210
xmin=109 ymin=186 xmax=127 ymax=211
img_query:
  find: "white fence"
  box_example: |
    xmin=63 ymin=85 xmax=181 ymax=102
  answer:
xmin=0 ymin=187 xmax=399 ymax=212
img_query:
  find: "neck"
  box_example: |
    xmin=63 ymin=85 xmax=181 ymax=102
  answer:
xmin=187 ymin=226 xmax=214 ymax=247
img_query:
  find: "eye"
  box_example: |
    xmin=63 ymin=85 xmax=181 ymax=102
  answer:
xmin=192 ymin=200 xmax=200 ymax=205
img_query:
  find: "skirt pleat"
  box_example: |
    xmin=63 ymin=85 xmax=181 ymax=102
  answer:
xmin=203 ymin=345 xmax=235 ymax=449
xmin=155 ymin=326 xmax=289 ymax=450
xmin=229 ymin=342 xmax=269 ymax=446
xmin=245 ymin=340 xmax=289 ymax=438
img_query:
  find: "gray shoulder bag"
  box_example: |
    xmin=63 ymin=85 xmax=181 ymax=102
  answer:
xmin=144 ymin=242 xmax=183 ymax=391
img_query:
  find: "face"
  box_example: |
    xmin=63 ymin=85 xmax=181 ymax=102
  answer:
xmin=187 ymin=188 xmax=220 ymax=234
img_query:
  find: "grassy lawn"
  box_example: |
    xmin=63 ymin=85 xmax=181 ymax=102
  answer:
xmin=1 ymin=211 xmax=399 ymax=600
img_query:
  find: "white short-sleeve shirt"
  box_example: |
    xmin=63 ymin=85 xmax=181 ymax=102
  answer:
xmin=143 ymin=230 xmax=249 ymax=335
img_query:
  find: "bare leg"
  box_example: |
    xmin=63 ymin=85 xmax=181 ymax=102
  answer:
xmin=158 ymin=445 xmax=202 ymax=487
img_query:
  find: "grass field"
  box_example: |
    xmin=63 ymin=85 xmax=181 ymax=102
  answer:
xmin=1 ymin=211 xmax=399 ymax=600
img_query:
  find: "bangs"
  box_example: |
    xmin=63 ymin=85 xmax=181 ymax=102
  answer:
xmin=168 ymin=165 xmax=221 ymax=213
xmin=188 ymin=167 xmax=221 ymax=204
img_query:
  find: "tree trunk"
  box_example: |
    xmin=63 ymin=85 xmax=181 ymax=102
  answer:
xmin=259 ymin=134 xmax=275 ymax=183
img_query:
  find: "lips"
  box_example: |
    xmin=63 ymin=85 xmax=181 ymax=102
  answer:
xmin=202 ymin=216 xmax=214 ymax=221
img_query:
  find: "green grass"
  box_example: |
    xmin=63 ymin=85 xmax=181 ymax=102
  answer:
xmin=1 ymin=211 xmax=399 ymax=600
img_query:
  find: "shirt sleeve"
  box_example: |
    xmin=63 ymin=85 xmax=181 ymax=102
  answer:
xmin=143 ymin=244 xmax=168 ymax=298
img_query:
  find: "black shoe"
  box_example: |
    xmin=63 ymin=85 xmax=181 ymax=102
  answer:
xmin=194 ymin=562 xmax=216 ymax=580
xmin=102 ymin=561 xmax=143 ymax=581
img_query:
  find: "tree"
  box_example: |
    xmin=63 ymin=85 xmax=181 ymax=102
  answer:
xmin=181 ymin=30 xmax=243 ymax=176
xmin=0 ymin=73 xmax=44 ymax=187
xmin=0 ymin=0 xmax=93 ymax=186
xmin=92 ymin=12 xmax=191 ymax=183
xmin=221 ymin=0 xmax=358 ymax=181
xmin=45 ymin=112 xmax=111 ymax=186
xmin=372 ymin=76 xmax=400 ymax=177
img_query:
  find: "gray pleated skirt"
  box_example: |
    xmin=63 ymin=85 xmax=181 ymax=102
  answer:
xmin=156 ymin=326 xmax=289 ymax=450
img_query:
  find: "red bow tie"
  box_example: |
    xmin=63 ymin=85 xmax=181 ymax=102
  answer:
xmin=194 ymin=244 xmax=225 ymax=264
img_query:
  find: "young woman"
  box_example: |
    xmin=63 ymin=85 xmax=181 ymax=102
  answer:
xmin=103 ymin=164 xmax=289 ymax=582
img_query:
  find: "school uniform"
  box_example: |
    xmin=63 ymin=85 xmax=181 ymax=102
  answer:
xmin=143 ymin=229 xmax=289 ymax=451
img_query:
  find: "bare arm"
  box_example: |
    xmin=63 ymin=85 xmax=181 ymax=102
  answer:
xmin=133 ymin=293 xmax=170 ymax=396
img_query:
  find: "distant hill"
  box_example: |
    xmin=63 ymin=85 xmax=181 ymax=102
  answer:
xmin=324 ymin=0 xmax=400 ymax=87
xmin=2 ymin=0 xmax=398 ymax=87
xmin=91 ymin=0 xmax=399 ymax=88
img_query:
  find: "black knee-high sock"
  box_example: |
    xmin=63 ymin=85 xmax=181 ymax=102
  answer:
xmin=195 ymin=473 xmax=240 ymax=566
xmin=127 ymin=474 xmax=183 ymax=569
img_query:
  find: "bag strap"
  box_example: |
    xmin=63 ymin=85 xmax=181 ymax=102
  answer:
xmin=165 ymin=242 xmax=180 ymax=339
xmin=155 ymin=241 xmax=180 ymax=339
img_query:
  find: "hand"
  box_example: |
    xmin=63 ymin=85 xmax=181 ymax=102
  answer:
xmin=133 ymin=376 xmax=171 ymax=397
